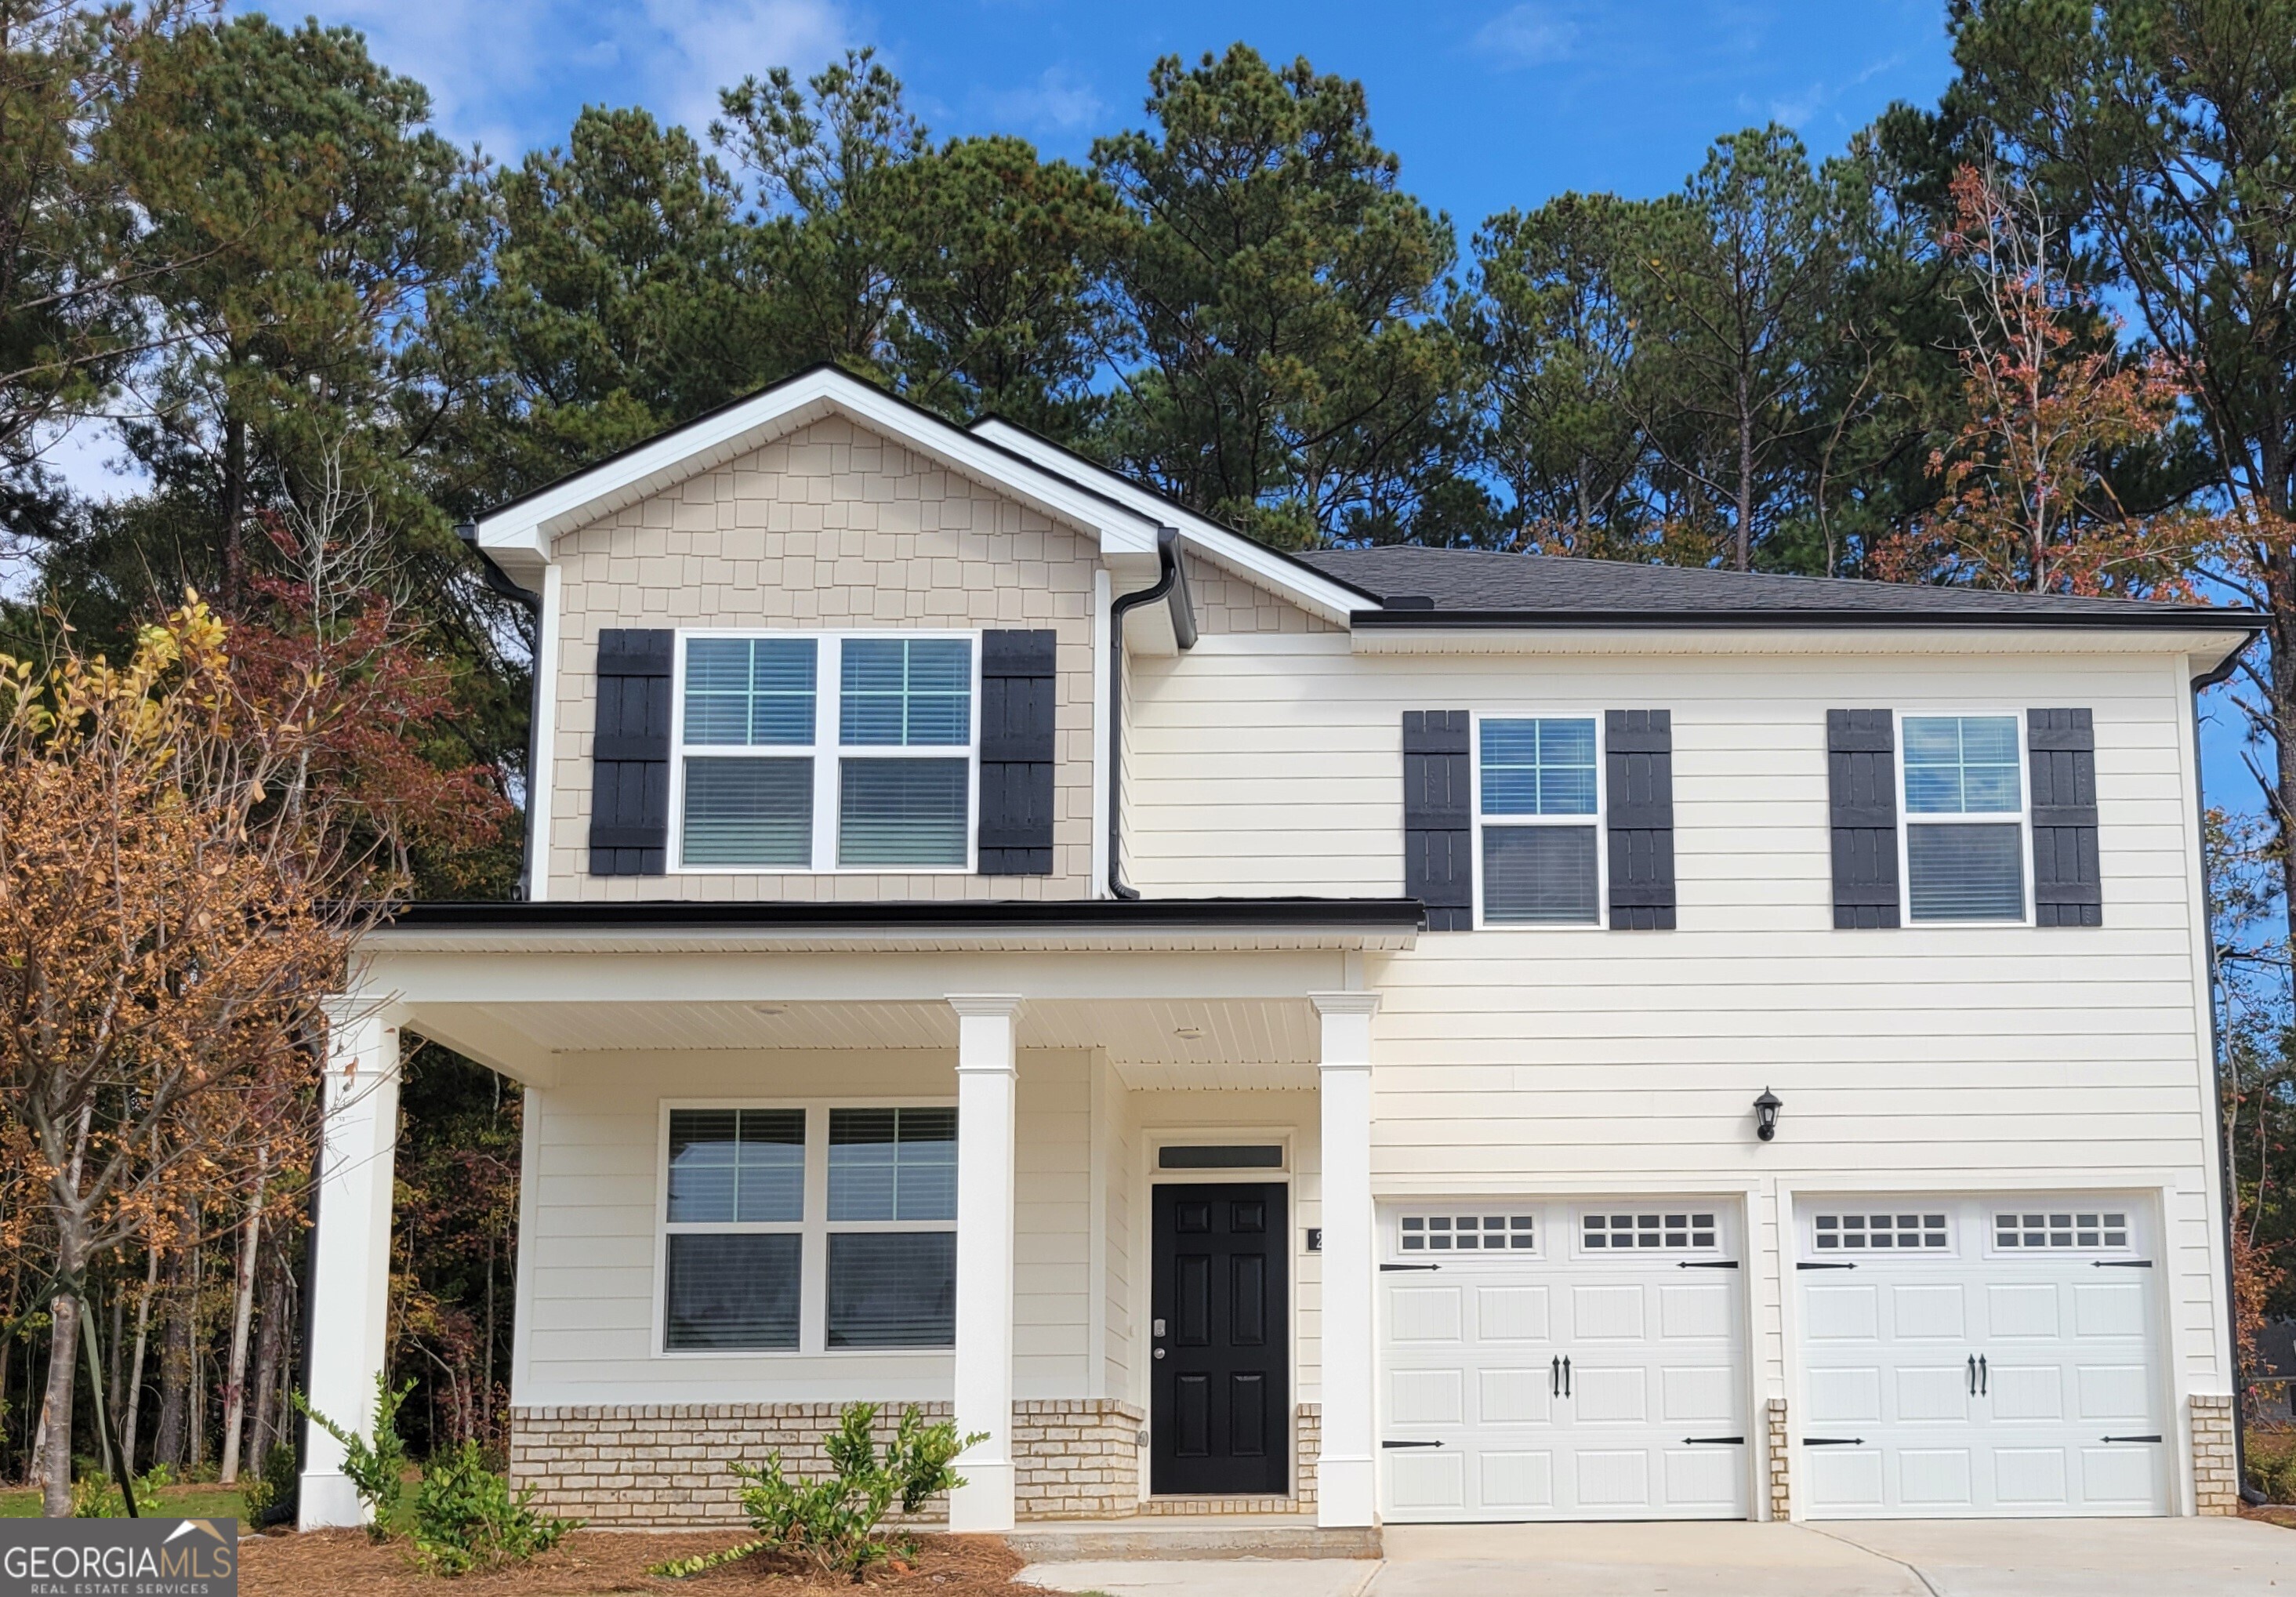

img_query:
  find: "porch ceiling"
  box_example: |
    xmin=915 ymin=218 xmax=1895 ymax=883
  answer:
xmin=406 ymin=996 xmax=1322 ymax=1090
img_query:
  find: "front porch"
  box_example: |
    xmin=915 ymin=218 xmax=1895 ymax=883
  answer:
xmin=299 ymin=901 xmax=1418 ymax=1534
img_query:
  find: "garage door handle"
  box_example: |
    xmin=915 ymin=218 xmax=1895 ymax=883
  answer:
xmin=2101 ymin=1435 xmax=2162 ymax=1444
xmin=1382 ymin=1263 xmax=1441 ymax=1272
xmin=1679 ymin=1260 xmax=1739 ymax=1269
xmin=1382 ymin=1439 xmax=1444 ymax=1449
xmin=1797 ymin=1261 xmax=1856 ymax=1270
xmin=2094 ymin=1259 xmax=2153 ymax=1269
xmin=1803 ymin=1437 xmax=1865 ymax=1446
xmin=1683 ymin=1436 xmax=1745 ymax=1445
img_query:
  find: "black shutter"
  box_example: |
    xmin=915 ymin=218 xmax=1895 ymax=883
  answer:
xmin=1404 ymin=711 xmax=1472 ymax=931
xmin=978 ymin=629 xmax=1058 ymax=874
xmin=2029 ymin=708 xmax=2102 ymax=927
xmin=588 ymin=629 xmax=674 ymax=876
xmin=1828 ymin=710 xmax=1899 ymax=930
xmin=1605 ymin=710 xmax=1676 ymax=931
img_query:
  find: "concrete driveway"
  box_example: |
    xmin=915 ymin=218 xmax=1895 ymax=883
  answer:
xmin=1019 ymin=1516 xmax=2296 ymax=1597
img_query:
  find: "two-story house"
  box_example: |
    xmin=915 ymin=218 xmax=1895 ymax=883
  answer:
xmin=297 ymin=366 xmax=2254 ymax=1541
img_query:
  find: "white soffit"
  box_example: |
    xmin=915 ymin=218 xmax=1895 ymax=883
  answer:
xmin=1348 ymin=624 xmax=2251 ymax=668
xmin=970 ymin=418 xmax=1372 ymax=626
xmin=470 ymin=367 xmax=1164 ymax=561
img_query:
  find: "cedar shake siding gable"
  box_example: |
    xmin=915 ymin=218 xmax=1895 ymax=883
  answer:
xmin=545 ymin=415 xmax=1099 ymax=902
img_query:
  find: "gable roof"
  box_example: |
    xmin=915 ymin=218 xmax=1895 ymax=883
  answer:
xmin=467 ymin=365 xmax=1166 ymax=572
xmin=1301 ymin=546 xmax=2260 ymax=631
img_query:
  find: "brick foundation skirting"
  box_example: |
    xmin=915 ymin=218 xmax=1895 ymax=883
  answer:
xmin=2190 ymin=1393 xmax=2237 ymax=1515
xmin=511 ymin=1400 xmax=1144 ymax=1528
xmin=1765 ymin=1398 xmax=1790 ymax=1521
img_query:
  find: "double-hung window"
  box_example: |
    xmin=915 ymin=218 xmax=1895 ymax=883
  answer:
xmin=1475 ymin=715 xmax=1602 ymax=925
xmin=659 ymin=1105 xmax=958 ymax=1354
xmin=1900 ymin=713 xmax=2027 ymax=923
xmin=674 ymin=633 xmax=976 ymax=870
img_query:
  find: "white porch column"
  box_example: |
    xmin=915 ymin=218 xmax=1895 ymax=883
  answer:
xmin=299 ymin=1004 xmax=403 ymax=1530
xmin=948 ymin=994 xmax=1021 ymax=1532
xmin=1311 ymin=991 xmax=1380 ymax=1528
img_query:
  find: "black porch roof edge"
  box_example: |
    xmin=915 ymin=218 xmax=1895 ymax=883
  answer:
xmin=377 ymin=897 xmax=1430 ymax=931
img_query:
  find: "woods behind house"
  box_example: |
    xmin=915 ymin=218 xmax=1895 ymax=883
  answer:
xmin=2 ymin=0 xmax=2295 ymax=1506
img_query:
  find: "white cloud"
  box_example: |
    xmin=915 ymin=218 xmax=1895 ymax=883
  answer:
xmin=635 ymin=0 xmax=852 ymax=143
xmin=974 ymin=65 xmax=1104 ymax=140
xmin=1474 ymin=3 xmax=1581 ymax=67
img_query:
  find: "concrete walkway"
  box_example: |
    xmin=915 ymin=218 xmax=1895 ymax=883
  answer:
xmin=1018 ymin=1516 xmax=2296 ymax=1596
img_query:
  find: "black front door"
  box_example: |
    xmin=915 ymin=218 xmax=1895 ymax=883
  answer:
xmin=1150 ymin=1182 xmax=1289 ymax=1495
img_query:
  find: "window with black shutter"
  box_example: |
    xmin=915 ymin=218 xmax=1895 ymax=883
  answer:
xmin=2028 ymin=708 xmax=2101 ymax=927
xmin=977 ymin=630 xmax=1057 ymax=874
xmin=589 ymin=629 xmax=674 ymax=876
xmin=1403 ymin=711 xmax=1471 ymax=931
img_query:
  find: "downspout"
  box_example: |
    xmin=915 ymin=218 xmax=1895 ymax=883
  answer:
xmin=457 ymin=523 xmax=544 ymax=901
xmin=2191 ymin=642 xmax=2264 ymax=1504
xmin=1107 ymin=528 xmax=1193 ymax=900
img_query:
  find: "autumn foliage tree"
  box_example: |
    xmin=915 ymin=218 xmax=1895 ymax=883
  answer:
xmin=1874 ymin=166 xmax=2193 ymax=597
xmin=0 ymin=579 xmax=507 ymax=1515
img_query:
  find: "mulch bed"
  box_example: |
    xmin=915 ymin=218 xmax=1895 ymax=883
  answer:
xmin=238 ymin=1530 xmax=1034 ymax=1597
xmin=2243 ymin=1504 xmax=2296 ymax=1530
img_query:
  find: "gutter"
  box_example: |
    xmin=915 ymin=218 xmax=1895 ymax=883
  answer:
xmin=372 ymin=896 xmax=1426 ymax=931
xmin=1107 ymin=528 xmax=1193 ymax=900
xmin=456 ymin=522 xmax=544 ymax=900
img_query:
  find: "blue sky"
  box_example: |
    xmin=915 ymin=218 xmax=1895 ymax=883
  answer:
xmin=269 ymin=0 xmax=1958 ymax=225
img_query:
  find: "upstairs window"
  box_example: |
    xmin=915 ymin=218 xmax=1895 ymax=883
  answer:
xmin=1901 ymin=714 xmax=2026 ymax=922
xmin=1477 ymin=716 xmax=1601 ymax=925
xmin=673 ymin=633 xmax=975 ymax=871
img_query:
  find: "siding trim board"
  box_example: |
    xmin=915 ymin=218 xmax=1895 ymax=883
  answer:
xmin=589 ymin=629 xmax=675 ymax=876
xmin=1605 ymin=710 xmax=1676 ymax=931
xmin=2029 ymin=708 xmax=2103 ymax=927
xmin=1827 ymin=709 xmax=1900 ymax=930
xmin=978 ymin=629 xmax=1058 ymax=875
xmin=1402 ymin=711 xmax=1472 ymax=932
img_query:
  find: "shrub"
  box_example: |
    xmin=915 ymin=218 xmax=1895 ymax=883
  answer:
xmin=70 ymin=1463 xmax=168 ymax=1518
xmin=2249 ymin=1426 xmax=2296 ymax=1501
xmin=409 ymin=1441 xmax=581 ymax=1576
xmin=650 ymin=1403 xmax=982 ymax=1580
xmin=240 ymin=1445 xmax=299 ymax=1524
xmin=292 ymin=1374 xmax=414 ymax=1541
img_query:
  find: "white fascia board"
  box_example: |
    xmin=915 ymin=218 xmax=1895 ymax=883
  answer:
xmin=970 ymin=419 xmax=1371 ymax=626
xmin=471 ymin=368 xmax=1163 ymax=561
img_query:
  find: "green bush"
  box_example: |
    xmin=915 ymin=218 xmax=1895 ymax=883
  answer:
xmin=70 ymin=1463 xmax=168 ymax=1518
xmin=2249 ymin=1426 xmax=2296 ymax=1501
xmin=240 ymin=1444 xmax=299 ymax=1523
xmin=650 ymin=1403 xmax=982 ymax=1580
xmin=409 ymin=1441 xmax=581 ymax=1576
xmin=292 ymin=1374 xmax=414 ymax=1541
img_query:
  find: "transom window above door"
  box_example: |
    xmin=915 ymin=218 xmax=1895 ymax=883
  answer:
xmin=1477 ymin=716 xmax=1602 ymax=926
xmin=674 ymin=633 xmax=977 ymax=872
xmin=1901 ymin=713 xmax=2026 ymax=923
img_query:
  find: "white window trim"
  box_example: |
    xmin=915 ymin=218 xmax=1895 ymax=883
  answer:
xmin=1470 ymin=710 xmax=1608 ymax=931
xmin=653 ymin=1097 xmax=959 ymax=1359
xmin=668 ymin=629 xmax=982 ymax=875
xmin=1893 ymin=708 xmax=2033 ymax=928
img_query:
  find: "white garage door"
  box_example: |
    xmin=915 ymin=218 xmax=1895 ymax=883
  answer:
xmin=1795 ymin=1195 xmax=2167 ymax=1518
xmin=1378 ymin=1200 xmax=1750 ymax=1522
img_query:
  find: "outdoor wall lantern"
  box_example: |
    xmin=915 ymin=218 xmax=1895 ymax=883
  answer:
xmin=1754 ymin=1089 xmax=1783 ymax=1142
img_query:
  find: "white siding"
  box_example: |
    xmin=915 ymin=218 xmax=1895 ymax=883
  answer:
xmin=1123 ymin=637 xmax=2225 ymax=1400
xmin=517 ymin=1047 xmax=1094 ymax=1406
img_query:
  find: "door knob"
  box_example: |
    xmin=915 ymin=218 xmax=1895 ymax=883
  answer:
xmin=1154 ymin=1348 xmax=1166 ymax=1359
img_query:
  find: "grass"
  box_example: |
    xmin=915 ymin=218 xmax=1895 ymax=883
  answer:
xmin=0 ymin=1481 xmax=252 ymax=1519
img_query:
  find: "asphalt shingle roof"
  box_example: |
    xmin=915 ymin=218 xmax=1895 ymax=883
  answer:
xmin=1295 ymin=546 xmax=2254 ymax=626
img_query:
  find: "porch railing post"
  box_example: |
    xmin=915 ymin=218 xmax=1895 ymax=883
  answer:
xmin=299 ymin=1003 xmax=403 ymax=1530
xmin=948 ymin=994 xmax=1022 ymax=1532
xmin=1311 ymin=990 xmax=1380 ymax=1528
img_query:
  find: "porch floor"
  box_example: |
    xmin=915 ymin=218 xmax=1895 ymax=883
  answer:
xmin=1006 ymin=1515 xmax=1380 ymax=1563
